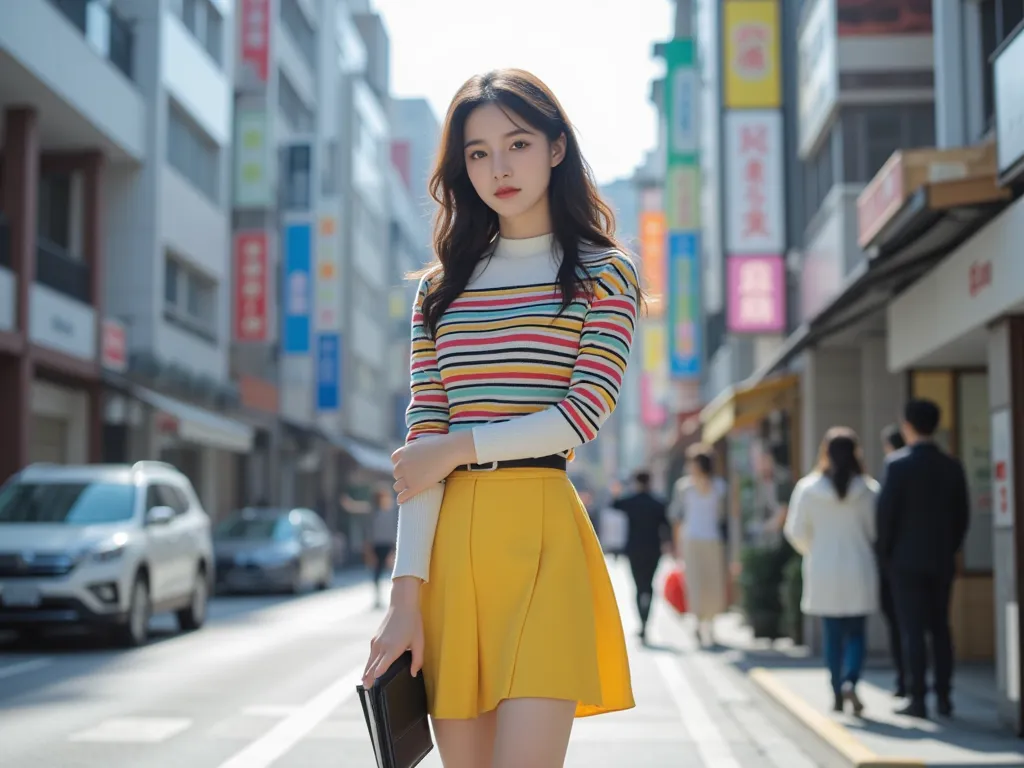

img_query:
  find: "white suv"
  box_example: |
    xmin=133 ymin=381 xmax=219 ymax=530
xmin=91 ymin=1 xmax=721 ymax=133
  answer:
xmin=0 ymin=461 xmax=214 ymax=647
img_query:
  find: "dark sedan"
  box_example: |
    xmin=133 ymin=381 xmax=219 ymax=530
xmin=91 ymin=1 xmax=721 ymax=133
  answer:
xmin=213 ymin=508 xmax=333 ymax=594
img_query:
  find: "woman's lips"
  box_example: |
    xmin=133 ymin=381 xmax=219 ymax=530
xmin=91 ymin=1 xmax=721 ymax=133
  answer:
xmin=495 ymin=187 xmax=521 ymax=199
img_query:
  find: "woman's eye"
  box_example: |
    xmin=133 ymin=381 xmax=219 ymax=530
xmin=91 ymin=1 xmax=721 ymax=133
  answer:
xmin=469 ymin=150 xmax=486 ymax=160
xmin=511 ymin=141 xmax=528 ymax=150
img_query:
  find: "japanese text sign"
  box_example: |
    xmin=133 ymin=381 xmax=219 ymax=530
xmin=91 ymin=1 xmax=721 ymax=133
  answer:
xmin=725 ymin=110 xmax=785 ymax=255
xmin=727 ymin=255 xmax=785 ymax=334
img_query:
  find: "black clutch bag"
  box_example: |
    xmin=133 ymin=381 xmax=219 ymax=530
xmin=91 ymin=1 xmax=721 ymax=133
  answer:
xmin=355 ymin=651 xmax=434 ymax=768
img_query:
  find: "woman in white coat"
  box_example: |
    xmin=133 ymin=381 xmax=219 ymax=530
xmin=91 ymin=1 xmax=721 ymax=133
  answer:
xmin=784 ymin=427 xmax=879 ymax=715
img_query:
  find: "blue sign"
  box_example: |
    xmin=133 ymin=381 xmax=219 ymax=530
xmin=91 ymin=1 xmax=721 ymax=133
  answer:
xmin=316 ymin=332 xmax=340 ymax=411
xmin=667 ymin=232 xmax=702 ymax=378
xmin=282 ymin=223 xmax=312 ymax=354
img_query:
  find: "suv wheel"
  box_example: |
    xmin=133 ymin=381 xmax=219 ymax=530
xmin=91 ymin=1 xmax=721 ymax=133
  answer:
xmin=176 ymin=568 xmax=208 ymax=631
xmin=115 ymin=575 xmax=151 ymax=648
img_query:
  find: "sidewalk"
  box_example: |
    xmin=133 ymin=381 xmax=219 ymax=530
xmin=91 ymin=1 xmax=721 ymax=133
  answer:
xmin=711 ymin=612 xmax=1024 ymax=767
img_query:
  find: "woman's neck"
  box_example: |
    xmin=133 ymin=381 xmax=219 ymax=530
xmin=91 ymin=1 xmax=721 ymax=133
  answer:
xmin=498 ymin=194 xmax=553 ymax=239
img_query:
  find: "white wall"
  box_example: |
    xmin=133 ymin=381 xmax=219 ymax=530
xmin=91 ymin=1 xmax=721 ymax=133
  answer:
xmin=0 ymin=0 xmax=146 ymax=159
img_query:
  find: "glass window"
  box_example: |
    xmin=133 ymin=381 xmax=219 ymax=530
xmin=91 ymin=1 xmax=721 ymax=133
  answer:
xmin=0 ymin=482 xmax=136 ymax=524
xmin=37 ymin=172 xmax=72 ymax=251
xmin=167 ymin=103 xmax=220 ymax=203
xmin=280 ymin=0 xmax=317 ymax=69
xmin=278 ymin=71 xmax=315 ymax=134
xmin=215 ymin=513 xmax=295 ymax=541
xmin=165 ymin=258 xmax=180 ymax=305
xmin=864 ymin=108 xmax=903 ymax=181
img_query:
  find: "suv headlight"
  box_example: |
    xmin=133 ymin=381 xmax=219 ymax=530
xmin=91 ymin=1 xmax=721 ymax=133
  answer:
xmin=81 ymin=532 xmax=130 ymax=564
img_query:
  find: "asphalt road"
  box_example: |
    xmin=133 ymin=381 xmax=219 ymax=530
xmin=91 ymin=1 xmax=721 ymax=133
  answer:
xmin=0 ymin=561 xmax=847 ymax=767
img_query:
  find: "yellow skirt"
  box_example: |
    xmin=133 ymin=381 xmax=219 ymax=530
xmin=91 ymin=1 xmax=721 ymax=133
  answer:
xmin=420 ymin=467 xmax=635 ymax=720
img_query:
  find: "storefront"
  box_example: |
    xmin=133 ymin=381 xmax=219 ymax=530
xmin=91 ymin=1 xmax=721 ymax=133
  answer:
xmin=888 ymin=189 xmax=1024 ymax=730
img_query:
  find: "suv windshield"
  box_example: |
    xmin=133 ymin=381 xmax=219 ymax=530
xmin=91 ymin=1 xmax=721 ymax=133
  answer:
xmin=215 ymin=514 xmax=293 ymax=541
xmin=0 ymin=482 xmax=137 ymax=524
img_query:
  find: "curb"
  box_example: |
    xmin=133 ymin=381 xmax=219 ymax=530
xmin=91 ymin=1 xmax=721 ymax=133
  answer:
xmin=749 ymin=667 xmax=925 ymax=768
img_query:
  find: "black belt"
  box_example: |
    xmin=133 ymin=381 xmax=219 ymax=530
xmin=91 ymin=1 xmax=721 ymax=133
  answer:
xmin=462 ymin=454 xmax=567 ymax=472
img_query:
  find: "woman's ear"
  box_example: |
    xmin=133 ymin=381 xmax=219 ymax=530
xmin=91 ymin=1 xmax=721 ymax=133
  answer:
xmin=551 ymin=133 xmax=567 ymax=168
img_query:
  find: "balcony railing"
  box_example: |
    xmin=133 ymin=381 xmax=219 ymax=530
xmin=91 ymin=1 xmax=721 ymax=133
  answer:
xmin=36 ymin=239 xmax=91 ymax=303
xmin=49 ymin=0 xmax=134 ymax=80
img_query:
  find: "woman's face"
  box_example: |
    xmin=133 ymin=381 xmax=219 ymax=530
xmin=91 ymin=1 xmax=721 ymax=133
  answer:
xmin=462 ymin=103 xmax=565 ymax=221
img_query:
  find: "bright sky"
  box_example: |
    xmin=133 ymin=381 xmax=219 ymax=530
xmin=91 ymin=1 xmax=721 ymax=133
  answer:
xmin=371 ymin=0 xmax=674 ymax=185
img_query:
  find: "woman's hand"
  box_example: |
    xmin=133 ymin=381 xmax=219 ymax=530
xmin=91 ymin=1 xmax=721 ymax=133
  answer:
xmin=363 ymin=578 xmax=425 ymax=687
xmin=392 ymin=432 xmax=477 ymax=504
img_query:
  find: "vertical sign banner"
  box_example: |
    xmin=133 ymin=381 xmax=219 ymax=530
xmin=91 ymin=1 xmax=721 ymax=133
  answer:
xmin=315 ymin=214 xmax=341 ymax=332
xmin=724 ymin=0 xmax=781 ymax=109
xmin=640 ymin=323 xmax=668 ymax=427
xmin=727 ymin=255 xmax=785 ymax=333
xmin=724 ymin=111 xmax=785 ymax=254
xmin=664 ymin=38 xmax=702 ymax=380
xmin=992 ymin=408 xmax=1015 ymax=530
xmin=667 ymin=233 xmax=702 ymax=376
xmin=282 ymin=223 xmax=311 ymax=354
xmin=240 ymin=0 xmax=270 ymax=83
xmin=233 ymin=109 xmax=272 ymax=208
xmin=316 ymin=333 xmax=340 ymax=411
xmin=233 ymin=231 xmax=269 ymax=342
xmin=639 ymin=211 xmax=666 ymax=316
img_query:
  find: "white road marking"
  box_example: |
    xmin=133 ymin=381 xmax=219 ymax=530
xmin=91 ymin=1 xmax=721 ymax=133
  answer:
xmin=69 ymin=717 xmax=193 ymax=743
xmin=0 ymin=658 xmax=52 ymax=680
xmin=654 ymin=653 xmax=743 ymax=768
xmin=216 ymin=665 xmax=364 ymax=768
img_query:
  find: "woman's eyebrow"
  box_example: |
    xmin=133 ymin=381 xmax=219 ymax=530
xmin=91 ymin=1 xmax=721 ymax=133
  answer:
xmin=464 ymin=128 xmax=534 ymax=150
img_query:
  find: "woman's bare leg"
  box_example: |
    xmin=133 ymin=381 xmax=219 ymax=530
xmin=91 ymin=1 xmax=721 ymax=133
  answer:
xmin=492 ymin=698 xmax=576 ymax=768
xmin=432 ymin=710 xmax=497 ymax=768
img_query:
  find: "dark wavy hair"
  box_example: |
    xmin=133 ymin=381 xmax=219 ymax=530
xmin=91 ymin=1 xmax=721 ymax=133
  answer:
xmin=816 ymin=427 xmax=864 ymax=500
xmin=418 ymin=68 xmax=634 ymax=337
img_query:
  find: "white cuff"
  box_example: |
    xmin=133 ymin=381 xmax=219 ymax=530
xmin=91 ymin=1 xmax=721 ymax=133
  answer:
xmin=391 ymin=482 xmax=445 ymax=582
xmin=471 ymin=408 xmax=581 ymax=464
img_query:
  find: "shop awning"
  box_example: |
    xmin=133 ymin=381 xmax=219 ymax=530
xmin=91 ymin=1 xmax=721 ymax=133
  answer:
xmin=747 ymin=177 xmax=1009 ymax=385
xmin=700 ymin=373 xmax=800 ymax=446
xmin=134 ymin=386 xmax=254 ymax=453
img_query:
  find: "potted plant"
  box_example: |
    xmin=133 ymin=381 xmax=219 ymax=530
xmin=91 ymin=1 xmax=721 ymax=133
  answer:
xmin=781 ymin=555 xmax=804 ymax=645
xmin=740 ymin=546 xmax=784 ymax=639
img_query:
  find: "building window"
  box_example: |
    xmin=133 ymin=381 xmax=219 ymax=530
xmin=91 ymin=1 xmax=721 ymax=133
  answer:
xmin=169 ymin=0 xmax=224 ymax=65
xmin=37 ymin=172 xmax=73 ymax=253
xmin=164 ymin=252 xmax=217 ymax=340
xmin=278 ymin=70 xmax=316 ymax=134
xmin=167 ymin=103 xmax=221 ymax=204
xmin=841 ymin=105 xmax=935 ymax=184
xmin=980 ymin=0 xmax=1024 ymax=133
xmin=280 ymin=0 xmax=317 ymax=69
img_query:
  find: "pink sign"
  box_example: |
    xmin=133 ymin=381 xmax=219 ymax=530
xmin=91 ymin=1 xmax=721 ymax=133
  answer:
xmin=727 ymin=255 xmax=785 ymax=333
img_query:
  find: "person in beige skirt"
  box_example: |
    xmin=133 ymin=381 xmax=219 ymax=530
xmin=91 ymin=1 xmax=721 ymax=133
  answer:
xmin=669 ymin=445 xmax=728 ymax=647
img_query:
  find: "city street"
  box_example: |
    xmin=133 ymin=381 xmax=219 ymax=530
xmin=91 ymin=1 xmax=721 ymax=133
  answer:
xmin=0 ymin=561 xmax=845 ymax=768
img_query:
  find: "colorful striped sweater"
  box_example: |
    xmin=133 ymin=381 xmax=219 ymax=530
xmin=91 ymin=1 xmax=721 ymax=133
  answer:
xmin=392 ymin=233 xmax=640 ymax=580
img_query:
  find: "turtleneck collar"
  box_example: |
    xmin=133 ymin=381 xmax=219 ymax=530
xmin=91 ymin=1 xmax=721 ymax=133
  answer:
xmin=493 ymin=233 xmax=556 ymax=259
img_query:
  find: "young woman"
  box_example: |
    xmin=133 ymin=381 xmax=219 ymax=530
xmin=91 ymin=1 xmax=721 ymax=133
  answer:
xmin=784 ymin=427 xmax=879 ymax=716
xmin=668 ymin=444 xmax=728 ymax=647
xmin=364 ymin=486 xmax=398 ymax=608
xmin=362 ymin=69 xmax=638 ymax=767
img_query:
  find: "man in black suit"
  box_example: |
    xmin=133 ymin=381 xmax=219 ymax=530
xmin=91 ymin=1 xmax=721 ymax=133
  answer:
xmin=877 ymin=400 xmax=971 ymax=718
xmin=878 ymin=425 xmax=907 ymax=698
xmin=612 ymin=470 xmax=671 ymax=644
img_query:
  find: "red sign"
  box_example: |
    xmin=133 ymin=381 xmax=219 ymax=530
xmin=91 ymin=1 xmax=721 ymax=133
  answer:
xmin=240 ymin=0 xmax=270 ymax=83
xmin=969 ymin=260 xmax=992 ymax=297
xmin=101 ymin=319 xmax=127 ymax=372
xmin=234 ymin=231 xmax=269 ymax=342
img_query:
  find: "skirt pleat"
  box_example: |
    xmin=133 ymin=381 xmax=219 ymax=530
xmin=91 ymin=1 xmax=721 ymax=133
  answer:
xmin=420 ymin=468 xmax=635 ymax=720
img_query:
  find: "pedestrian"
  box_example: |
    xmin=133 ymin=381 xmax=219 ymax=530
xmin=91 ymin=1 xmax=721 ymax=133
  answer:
xmin=599 ymin=479 xmax=629 ymax=562
xmin=784 ymin=427 xmax=879 ymax=716
xmin=365 ymin=486 xmax=398 ymax=609
xmin=877 ymin=399 xmax=970 ymax=719
xmin=611 ymin=470 xmax=671 ymax=644
xmin=878 ymin=424 xmax=907 ymax=698
xmin=362 ymin=68 xmax=638 ymax=766
xmin=669 ymin=444 xmax=729 ymax=647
